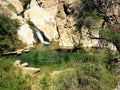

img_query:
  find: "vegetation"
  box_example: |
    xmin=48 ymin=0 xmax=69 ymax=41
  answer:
xmin=0 ymin=0 xmax=119 ymax=90
xmin=6 ymin=45 xmax=117 ymax=90
xmin=0 ymin=14 xmax=23 ymax=53
xmin=0 ymin=58 xmax=31 ymax=90
xmin=76 ymin=0 xmax=120 ymax=52
xmin=35 ymin=46 xmax=117 ymax=90
xmin=100 ymin=27 xmax=120 ymax=52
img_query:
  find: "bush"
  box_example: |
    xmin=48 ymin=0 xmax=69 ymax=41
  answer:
xmin=50 ymin=60 xmax=116 ymax=90
xmin=36 ymin=49 xmax=117 ymax=90
xmin=77 ymin=10 xmax=101 ymax=29
xmin=0 ymin=14 xmax=23 ymax=53
xmin=0 ymin=58 xmax=31 ymax=90
xmin=100 ymin=27 xmax=120 ymax=52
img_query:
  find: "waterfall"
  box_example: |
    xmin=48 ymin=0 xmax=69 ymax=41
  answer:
xmin=25 ymin=4 xmax=30 ymax=10
xmin=35 ymin=29 xmax=50 ymax=45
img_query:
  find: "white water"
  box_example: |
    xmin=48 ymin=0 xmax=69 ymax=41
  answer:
xmin=35 ymin=29 xmax=50 ymax=45
xmin=26 ymin=4 xmax=30 ymax=10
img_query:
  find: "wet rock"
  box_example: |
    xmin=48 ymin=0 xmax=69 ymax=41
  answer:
xmin=24 ymin=5 xmax=59 ymax=41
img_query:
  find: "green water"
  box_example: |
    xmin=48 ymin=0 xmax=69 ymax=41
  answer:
xmin=7 ymin=44 xmax=84 ymax=66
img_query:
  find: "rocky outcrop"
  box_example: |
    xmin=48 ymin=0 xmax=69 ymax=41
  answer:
xmin=24 ymin=0 xmax=59 ymax=41
xmin=0 ymin=0 xmax=14 ymax=15
xmin=0 ymin=0 xmax=118 ymax=50
xmin=56 ymin=17 xmax=80 ymax=48
xmin=35 ymin=0 xmax=58 ymax=8
xmin=81 ymin=26 xmax=100 ymax=48
xmin=7 ymin=0 xmax=23 ymax=14
xmin=0 ymin=1 xmax=35 ymax=46
xmin=106 ymin=0 xmax=120 ymax=32
xmin=17 ymin=24 xmax=36 ymax=45
xmin=13 ymin=60 xmax=40 ymax=75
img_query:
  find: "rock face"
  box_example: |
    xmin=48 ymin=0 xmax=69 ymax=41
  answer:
xmin=81 ymin=26 xmax=100 ymax=48
xmin=0 ymin=0 xmax=13 ymax=15
xmin=56 ymin=17 xmax=80 ymax=48
xmin=34 ymin=0 xmax=58 ymax=8
xmin=17 ymin=24 xmax=36 ymax=45
xmin=24 ymin=0 xmax=59 ymax=41
xmin=7 ymin=0 xmax=23 ymax=14
xmin=0 ymin=0 xmax=118 ymax=50
xmin=106 ymin=0 xmax=120 ymax=32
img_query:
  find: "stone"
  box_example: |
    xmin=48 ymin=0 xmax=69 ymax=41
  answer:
xmin=24 ymin=4 xmax=59 ymax=41
xmin=8 ymin=0 xmax=23 ymax=14
xmin=0 ymin=0 xmax=14 ymax=15
xmin=35 ymin=0 xmax=58 ymax=8
xmin=13 ymin=60 xmax=40 ymax=75
xmin=59 ymin=29 xmax=74 ymax=48
xmin=17 ymin=24 xmax=36 ymax=45
xmin=56 ymin=18 xmax=80 ymax=48
xmin=81 ymin=26 xmax=100 ymax=48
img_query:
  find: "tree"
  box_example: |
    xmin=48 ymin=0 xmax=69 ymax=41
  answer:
xmin=0 ymin=14 xmax=22 ymax=53
xmin=81 ymin=0 xmax=120 ymax=52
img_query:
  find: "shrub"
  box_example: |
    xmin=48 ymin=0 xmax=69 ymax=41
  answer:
xmin=100 ymin=27 xmax=120 ymax=52
xmin=77 ymin=10 xmax=101 ymax=29
xmin=34 ymin=48 xmax=117 ymax=90
xmin=50 ymin=62 xmax=116 ymax=90
xmin=0 ymin=58 xmax=31 ymax=90
xmin=0 ymin=14 xmax=23 ymax=53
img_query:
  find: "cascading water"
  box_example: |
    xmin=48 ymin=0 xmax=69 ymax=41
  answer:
xmin=35 ymin=29 xmax=50 ymax=45
xmin=17 ymin=2 xmax=50 ymax=45
xmin=25 ymin=4 xmax=30 ymax=10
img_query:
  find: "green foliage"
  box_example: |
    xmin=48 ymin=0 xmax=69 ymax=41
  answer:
xmin=77 ymin=10 xmax=101 ymax=29
xmin=0 ymin=14 xmax=23 ymax=53
xmin=100 ymin=28 xmax=120 ymax=42
xmin=51 ymin=63 xmax=116 ymax=90
xmin=100 ymin=27 xmax=120 ymax=52
xmin=0 ymin=58 xmax=31 ymax=90
xmin=38 ymin=62 xmax=116 ymax=90
xmin=9 ymin=45 xmax=117 ymax=90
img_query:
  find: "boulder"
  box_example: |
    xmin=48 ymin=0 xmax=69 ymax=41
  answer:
xmin=17 ymin=24 xmax=36 ymax=45
xmin=36 ymin=0 xmax=58 ymax=8
xmin=13 ymin=60 xmax=40 ymax=75
xmin=7 ymin=0 xmax=23 ymax=14
xmin=24 ymin=4 xmax=59 ymax=41
xmin=59 ymin=29 xmax=74 ymax=48
xmin=0 ymin=0 xmax=14 ymax=15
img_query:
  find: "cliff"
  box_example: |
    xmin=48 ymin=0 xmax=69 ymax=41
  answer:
xmin=0 ymin=0 xmax=120 ymax=51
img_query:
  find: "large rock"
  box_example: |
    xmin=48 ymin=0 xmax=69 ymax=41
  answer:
xmin=81 ymin=26 xmax=100 ymax=47
xmin=7 ymin=0 xmax=23 ymax=14
xmin=34 ymin=0 xmax=58 ymax=8
xmin=106 ymin=1 xmax=120 ymax=32
xmin=80 ymin=21 xmax=117 ymax=50
xmin=13 ymin=60 xmax=40 ymax=75
xmin=56 ymin=18 xmax=80 ymax=48
xmin=17 ymin=24 xmax=36 ymax=45
xmin=0 ymin=1 xmax=35 ymax=45
xmin=0 ymin=0 xmax=14 ymax=15
xmin=24 ymin=1 xmax=59 ymax=41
